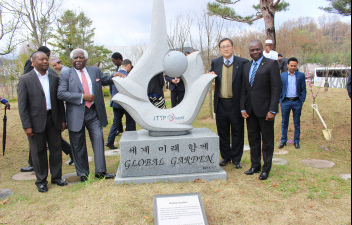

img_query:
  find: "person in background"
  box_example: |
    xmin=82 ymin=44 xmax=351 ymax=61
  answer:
xmin=184 ymin=51 xmax=191 ymax=57
xmin=209 ymin=38 xmax=249 ymax=168
xmin=24 ymin=46 xmax=58 ymax=76
xmin=18 ymin=51 xmax=68 ymax=192
xmin=110 ymin=52 xmax=124 ymax=135
xmin=51 ymin=57 xmax=70 ymax=73
xmin=241 ymin=40 xmax=281 ymax=181
xmin=263 ymin=40 xmax=279 ymax=61
xmin=148 ymin=73 xmax=166 ymax=109
xmin=279 ymin=58 xmax=307 ymax=150
xmin=105 ymin=60 xmax=136 ymax=149
xmin=0 ymin=97 xmax=10 ymax=109
xmin=165 ymin=75 xmax=185 ymax=108
xmin=278 ymin=54 xmax=289 ymax=73
xmin=347 ymin=72 xmax=351 ymax=99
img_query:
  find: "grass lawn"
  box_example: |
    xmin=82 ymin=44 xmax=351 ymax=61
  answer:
xmin=0 ymin=87 xmax=351 ymax=224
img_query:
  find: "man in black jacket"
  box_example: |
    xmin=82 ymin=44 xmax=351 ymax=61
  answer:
xmin=165 ymin=75 xmax=185 ymax=107
xmin=18 ymin=51 xmax=68 ymax=192
xmin=148 ymin=73 xmax=166 ymax=109
xmin=241 ymin=40 xmax=281 ymax=180
xmin=210 ymin=38 xmax=249 ymax=168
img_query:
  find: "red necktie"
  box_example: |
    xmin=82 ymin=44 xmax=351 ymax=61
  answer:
xmin=80 ymin=70 xmax=92 ymax=108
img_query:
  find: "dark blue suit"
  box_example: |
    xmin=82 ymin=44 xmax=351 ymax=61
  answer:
xmin=165 ymin=75 xmax=185 ymax=107
xmin=279 ymin=71 xmax=307 ymax=144
xmin=107 ymin=69 xmax=136 ymax=145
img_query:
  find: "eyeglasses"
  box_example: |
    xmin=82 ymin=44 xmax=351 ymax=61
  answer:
xmin=220 ymin=45 xmax=233 ymax=49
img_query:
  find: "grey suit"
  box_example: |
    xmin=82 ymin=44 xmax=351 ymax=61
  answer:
xmin=18 ymin=70 xmax=65 ymax=186
xmin=58 ymin=66 xmax=114 ymax=176
xmin=279 ymin=57 xmax=289 ymax=73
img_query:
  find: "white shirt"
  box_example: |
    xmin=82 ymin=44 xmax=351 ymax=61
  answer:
xmin=74 ymin=67 xmax=94 ymax=104
xmin=263 ymin=50 xmax=279 ymax=60
xmin=223 ymin=56 xmax=234 ymax=65
xmin=34 ymin=68 xmax=51 ymax=110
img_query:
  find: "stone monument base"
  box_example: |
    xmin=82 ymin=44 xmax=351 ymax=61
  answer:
xmin=115 ymin=128 xmax=227 ymax=185
xmin=115 ymin=166 xmax=227 ymax=184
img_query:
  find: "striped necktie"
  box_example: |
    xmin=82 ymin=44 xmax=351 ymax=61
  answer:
xmin=80 ymin=70 xmax=92 ymax=108
xmin=225 ymin=60 xmax=230 ymax=67
xmin=250 ymin=62 xmax=258 ymax=87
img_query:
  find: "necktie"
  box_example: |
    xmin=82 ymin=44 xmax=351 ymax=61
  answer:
xmin=80 ymin=70 xmax=92 ymax=108
xmin=250 ymin=62 xmax=258 ymax=87
xmin=226 ymin=60 xmax=230 ymax=67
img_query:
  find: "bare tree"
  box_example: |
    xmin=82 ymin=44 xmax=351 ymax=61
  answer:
xmin=0 ymin=7 xmax=22 ymax=55
xmin=167 ymin=13 xmax=193 ymax=52
xmin=0 ymin=0 xmax=63 ymax=47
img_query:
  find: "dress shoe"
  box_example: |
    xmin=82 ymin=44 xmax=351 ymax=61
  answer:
xmin=80 ymin=176 xmax=88 ymax=183
xmin=233 ymin=162 xmax=242 ymax=169
xmin=95 ymin=173 xmax=116 ymax=180
xmin=278 ymin=142 xmax=287 ymax=149
xmin=105 ymin=142 xmax=118 ymax=150
xmin=68 ymin=159 xmax=75 ymax=166
xmin=38 ymin=185 xmax=48 ymax=193
xmin=295 ymin=143 xmax=301 ymax=149
xmin=115 ymin=130 xmax=124 ymax=136
xmin=219 ymin=159 xmax=230 ymax=167
xmin=21 ymin=166 xmax=34 ymax=172
xmin=244 ymin=168 xmax=261 ymax=175
xmin=52 ymin=180 xmax=68 ymax=186
xmin=259 ymin=172 xmax=269 ymax=180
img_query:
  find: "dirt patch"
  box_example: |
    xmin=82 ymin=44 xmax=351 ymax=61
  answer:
xmin=199 ymin=116 xmax=216 ymax=124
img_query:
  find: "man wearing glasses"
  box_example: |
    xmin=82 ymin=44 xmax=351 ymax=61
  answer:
xmin=210 ymin=38 xmax=249 ymax=168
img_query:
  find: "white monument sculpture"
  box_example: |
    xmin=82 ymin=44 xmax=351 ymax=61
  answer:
xmin=112 ymin=0 xmax=216 ymax=136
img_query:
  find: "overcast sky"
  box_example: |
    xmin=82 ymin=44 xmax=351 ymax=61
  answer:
xmin=60 ymin=0 xmax=350 ymax=47
xmin=1 ymin=0 xmax=351 ymax=53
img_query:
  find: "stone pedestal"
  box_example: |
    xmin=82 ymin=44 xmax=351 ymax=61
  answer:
xmin=115 ymin=128 xmax=227 ymax=184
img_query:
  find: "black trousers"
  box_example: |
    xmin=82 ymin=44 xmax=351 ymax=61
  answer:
xmin=107 ymin=108 xmax=136 ymax=145
xmin=246 ymin=113 xmax=275 ymax=173
xmin=28 ymin=137 xmax=71 ymax=167
xmin=216 ymin=99 xmax=244 ymax=163
xmin=28 ymin=112 xmax=62 ymax=186
xmin=171 ymin=88 xmax=185 ymax=108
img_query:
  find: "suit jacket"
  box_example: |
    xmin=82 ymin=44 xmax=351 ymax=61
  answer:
xmin=24 ymin=58 xmax=58 ymax=76
xmin=18 ymin=70 xmax=65 ymax=133
xmin=148 ymin=72 xmax=165 ymax=97
xmin=57 ymin=66 xmax=114 ymax=132
xmin=211 ymin=56 xmax=250 ymax=114
xmin=110 ymin=69 xmax=128 ymax=109
xmin=279 ymin=57 xmax=289 ymax=73
xmin=165 ymin=75 xmax=185 ymax=91
xmin=279 ymin=71 xmax=307 ymax=104
xmin=240 ymin=57 xmax=282 ymax=117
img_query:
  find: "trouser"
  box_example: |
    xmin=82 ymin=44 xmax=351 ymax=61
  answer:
xmin=28 ymin=111 xmax=62 ymax=186
xmin=28 ymin=137 xmax=71 ymax=167
xmin=171 ymin=88 xmax=185 ymax=108
xmin=107 ymin=108 xmax=136 ymax=145
xmin=216 ymin=98 xmax=244 ymax=163
xmin=69 ymin=106 xmax=106 ymax=177
xmin=246 ymin=113 xmax=275 ymax=173
xmin=281 ymin=99 xmax=302 ymax=144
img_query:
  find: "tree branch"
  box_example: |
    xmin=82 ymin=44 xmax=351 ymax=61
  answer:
xmin=215 ymin=0 xmax=241 ymax=5
xmin=273 ymin=0 xmax=281 ymax=8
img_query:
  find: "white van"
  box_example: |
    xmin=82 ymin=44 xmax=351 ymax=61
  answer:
xmin=314 ymin=67 xmax=351 ymax=89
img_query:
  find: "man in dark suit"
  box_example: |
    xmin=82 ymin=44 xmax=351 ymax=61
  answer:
xmin=105 ymin=59 xmax=136 ymax=149
xmin=110 ymin=52 xmax=124 ymax=135
xmin=279 ymin=58 xmax=307 ymax=150
xmin=21 ymin=47 xmax=74 ymax=172
xmin=209 ymin=38 xmax=249 ymax=168
xmin=58 ymin=49 xmax=119 ymax=182
xmin=241 ymin=40 xmax=282 ymax=180
xmin=278 ymin=54 xmax=289 ymax=73
xmin=165 ymin=75 xmax=185 ymax=108
xmin=18 ymin=51 xmax=68 ymax=192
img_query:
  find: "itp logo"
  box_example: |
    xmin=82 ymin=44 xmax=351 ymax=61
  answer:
xmin=168 ymin=113 xmax=175 ymax=121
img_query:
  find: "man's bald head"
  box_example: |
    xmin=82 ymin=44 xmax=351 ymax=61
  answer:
xmin=249 ymin=40 xmax=264 ymax=61
xmin=31 ymin=51 xmax=48 ymax=61
xmin=249 ymin=40 xmax=263 ymax=49
xmin=31 ymin=51 xmax=49 ymax=74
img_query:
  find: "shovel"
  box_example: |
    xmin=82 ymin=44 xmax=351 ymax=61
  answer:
xmin=3 ymin=106 xmax=7 ymax=156
xmin=312 ymin=104 xmax=333 ymax=140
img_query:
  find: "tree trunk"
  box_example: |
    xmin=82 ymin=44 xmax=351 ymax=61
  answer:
xmin=260 ymin=0 xmax=277 ymax=50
